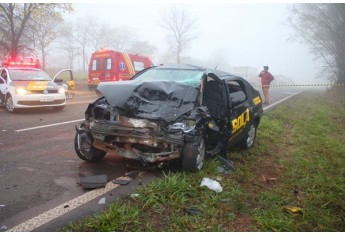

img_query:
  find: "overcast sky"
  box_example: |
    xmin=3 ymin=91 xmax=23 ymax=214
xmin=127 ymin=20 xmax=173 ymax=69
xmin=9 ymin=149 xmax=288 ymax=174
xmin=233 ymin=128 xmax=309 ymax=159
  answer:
xmin=69 ymin=1 xmax=324 ymax=84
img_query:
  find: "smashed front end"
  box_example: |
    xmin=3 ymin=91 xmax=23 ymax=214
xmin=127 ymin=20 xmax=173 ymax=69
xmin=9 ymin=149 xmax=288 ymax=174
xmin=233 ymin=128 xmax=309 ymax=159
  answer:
xmin=76 ymin=80 xmax=209 ymax=166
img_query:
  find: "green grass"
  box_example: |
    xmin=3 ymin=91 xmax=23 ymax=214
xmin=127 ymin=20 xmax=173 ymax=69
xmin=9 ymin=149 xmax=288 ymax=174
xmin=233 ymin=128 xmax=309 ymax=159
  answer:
xmin=61 ymin=89 xmax=345 ymax=232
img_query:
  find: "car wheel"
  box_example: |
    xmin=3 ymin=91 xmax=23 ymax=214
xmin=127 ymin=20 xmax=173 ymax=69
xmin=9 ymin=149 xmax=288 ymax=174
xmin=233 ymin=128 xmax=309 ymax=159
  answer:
xmin=74 ymin=127 xmax=106 ymax=162
xmin=240 ymin=122 xmax=257 ymax=149
xmin=182 ymin=137 xmax=206 ymax=172
xmin=5 ymin=95 xmax=15 ymax=113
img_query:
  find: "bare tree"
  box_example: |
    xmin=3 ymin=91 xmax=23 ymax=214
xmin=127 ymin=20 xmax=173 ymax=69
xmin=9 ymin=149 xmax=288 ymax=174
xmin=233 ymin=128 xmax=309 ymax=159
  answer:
xmin=105 ymin=26 xmax=137 ymax=51
xmin=73 ymin=18 xmax=91 ymax=72
xmin=56 ymin=23 xmax=79 ymax=70
xmin=29 ymin=10 xmax=64 ymax=70
xmin=161 ymin=5 xmax=199 ymax=63
xmin=0 ymin=3 xmax=72 ymax=60
xmin=56 ymin=20 xmax=150 ymax=71
xmin=128 ymin=40 xmax=156 ymax=56
xmin=288 ymin=3 xmax=345 ymax=84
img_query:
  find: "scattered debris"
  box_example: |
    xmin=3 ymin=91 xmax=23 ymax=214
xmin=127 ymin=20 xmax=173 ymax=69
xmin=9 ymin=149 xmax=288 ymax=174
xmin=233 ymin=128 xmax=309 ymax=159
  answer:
xmin=5 ymin=184 xmax=16 ymax=190
xmin=183 ymin=208 xmax=202 ymax=216
xmin=130 ymin=193 xmax=140 ymax=198
xmin=218 ymin=166 xmax=231 ymax=174
xmin=125 ymin=170 xmax=140 ymax=179
xmin=98 ymin=197 xmax=106 ymax=205
xmin=219 ymin=198 xmax=231 ymax=203
xmin=261 ymin=174 xmax=277 ymax=183
xmin=1 ymin=225 xmax=7 ymax=231
xmin=284 ymin=206 xmax=303 ymax=215
xmin=217 ymin=156 xmax=234 ymax=173
xmin=112 ymin=176 xmax=132 ymax=186
xmin=79 ymin=174 xmax=107 ymax=189
xmin=200 ymin=177 xmax=223 ymax=193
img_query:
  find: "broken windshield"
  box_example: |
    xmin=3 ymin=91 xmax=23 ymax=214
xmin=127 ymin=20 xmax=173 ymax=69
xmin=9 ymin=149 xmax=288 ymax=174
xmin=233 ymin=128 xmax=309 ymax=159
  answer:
xmin=132 ymin=68 xmax=204 ymax=87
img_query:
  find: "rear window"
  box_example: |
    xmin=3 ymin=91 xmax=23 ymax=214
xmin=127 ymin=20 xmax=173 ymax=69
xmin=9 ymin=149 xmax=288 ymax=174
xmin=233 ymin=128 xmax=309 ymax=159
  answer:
xmin=104 ymin=58 xmax=112 ymax=70
xmin=91 ymin=59 xmax=100 ymax=71
xmin=227 ymin=80 xmax=247 ymax=105
xmin=134 ymin=61 xmax=144 ymax=72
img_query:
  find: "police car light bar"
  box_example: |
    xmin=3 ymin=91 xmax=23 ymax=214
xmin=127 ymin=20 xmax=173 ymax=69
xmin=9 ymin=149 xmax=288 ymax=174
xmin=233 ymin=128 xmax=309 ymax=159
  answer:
xmin=2 ymin=59 xmax=41 ymax=68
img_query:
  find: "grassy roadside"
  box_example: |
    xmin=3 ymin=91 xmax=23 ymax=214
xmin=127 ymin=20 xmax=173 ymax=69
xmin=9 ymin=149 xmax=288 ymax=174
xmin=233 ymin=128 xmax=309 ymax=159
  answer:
xmin=62 ymin=89 xmax=345 ymax=232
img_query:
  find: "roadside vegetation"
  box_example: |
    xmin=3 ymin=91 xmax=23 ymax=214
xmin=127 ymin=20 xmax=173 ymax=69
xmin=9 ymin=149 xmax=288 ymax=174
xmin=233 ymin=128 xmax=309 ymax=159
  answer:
xmin=62 ymin=89 xmax=345 ymax=232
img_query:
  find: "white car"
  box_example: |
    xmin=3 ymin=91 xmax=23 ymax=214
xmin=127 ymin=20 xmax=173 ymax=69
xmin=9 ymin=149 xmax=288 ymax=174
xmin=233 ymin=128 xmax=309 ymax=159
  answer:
xmin=0 ymin=61 xmax=73 ymax=113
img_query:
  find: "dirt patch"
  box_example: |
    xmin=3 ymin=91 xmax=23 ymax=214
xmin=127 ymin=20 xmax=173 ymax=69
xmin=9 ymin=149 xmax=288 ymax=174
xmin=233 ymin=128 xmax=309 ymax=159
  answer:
xmin=227 ymin=214 xmax=256 ymax=231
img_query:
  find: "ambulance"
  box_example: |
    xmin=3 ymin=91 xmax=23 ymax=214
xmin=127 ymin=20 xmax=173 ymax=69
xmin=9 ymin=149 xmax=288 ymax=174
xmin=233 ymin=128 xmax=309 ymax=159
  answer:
xmin=87 ymin=49 xmax=153 ymax=89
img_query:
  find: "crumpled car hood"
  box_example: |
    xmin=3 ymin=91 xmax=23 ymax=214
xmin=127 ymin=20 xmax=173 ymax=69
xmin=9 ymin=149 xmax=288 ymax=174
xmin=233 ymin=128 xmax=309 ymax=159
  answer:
xmin=97 ymin=80 xmax=200 ymax=123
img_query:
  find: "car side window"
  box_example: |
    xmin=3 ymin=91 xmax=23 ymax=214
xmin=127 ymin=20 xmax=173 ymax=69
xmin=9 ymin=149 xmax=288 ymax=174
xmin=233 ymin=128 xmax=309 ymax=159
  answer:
xmin=227 ymin=80 xmax=247 ymax=106
xmin=0 ymin=69 xmax=7 ymax=84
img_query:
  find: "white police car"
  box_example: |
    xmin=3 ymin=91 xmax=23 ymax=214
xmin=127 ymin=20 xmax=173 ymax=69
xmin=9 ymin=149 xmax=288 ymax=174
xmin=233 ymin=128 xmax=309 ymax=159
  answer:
xmin=0 ymin=59 xmax=74 ymax=113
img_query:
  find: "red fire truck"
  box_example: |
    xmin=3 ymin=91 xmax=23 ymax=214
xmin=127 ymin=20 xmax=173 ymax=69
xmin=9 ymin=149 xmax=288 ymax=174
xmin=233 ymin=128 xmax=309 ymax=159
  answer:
xmin=88 ymin=49 xmax=153 ymax=89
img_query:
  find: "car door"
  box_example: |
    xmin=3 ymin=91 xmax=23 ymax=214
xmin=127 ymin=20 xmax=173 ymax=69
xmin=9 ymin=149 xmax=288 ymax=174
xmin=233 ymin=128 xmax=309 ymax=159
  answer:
xmin=226 ymin=79 xmax=252 ymax=146
xmin=53 ymin=69 xmax=74 ymax=99
xmin=202 ymin=73 xmax=230 ymax=150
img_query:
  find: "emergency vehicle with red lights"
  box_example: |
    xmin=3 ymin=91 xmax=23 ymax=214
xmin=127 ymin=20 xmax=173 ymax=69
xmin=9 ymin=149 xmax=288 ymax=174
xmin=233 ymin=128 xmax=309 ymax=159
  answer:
xmin=88 ymin=49 xmax=153 ymax=89
xmin=0 ymin=58 xmax=74 ymax=113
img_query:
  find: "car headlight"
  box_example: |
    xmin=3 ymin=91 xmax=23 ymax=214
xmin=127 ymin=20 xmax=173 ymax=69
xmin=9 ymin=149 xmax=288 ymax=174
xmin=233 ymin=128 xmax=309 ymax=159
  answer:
xmin=58 ymin=87 xmax=65 ymax=94
xmin=169 ymin=120 xmax=196 ymax=132
xmin=16 ymin=87 xmax=28 ymax=95
xmin=170 ymin=122 xmax=186 ymax=130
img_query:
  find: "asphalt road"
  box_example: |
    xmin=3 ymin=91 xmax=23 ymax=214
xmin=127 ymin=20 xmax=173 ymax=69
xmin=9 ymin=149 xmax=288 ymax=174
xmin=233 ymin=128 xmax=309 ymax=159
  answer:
xmin=0 ymin=82 xmax=307 ymax=232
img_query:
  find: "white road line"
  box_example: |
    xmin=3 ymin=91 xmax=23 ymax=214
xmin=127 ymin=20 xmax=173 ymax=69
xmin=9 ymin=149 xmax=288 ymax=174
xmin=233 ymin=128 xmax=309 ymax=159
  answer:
xmin=8 ymin=181 xmax=121 ymax=232
xmin=15 ymin=119 xmax=84 ymax=132
xmin=263 ymin=90 xmax=306 ymax=111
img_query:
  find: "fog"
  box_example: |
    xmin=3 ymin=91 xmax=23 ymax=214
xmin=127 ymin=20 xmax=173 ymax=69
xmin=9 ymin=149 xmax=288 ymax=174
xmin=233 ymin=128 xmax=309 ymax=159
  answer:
xmin=68 ymin=2 xmax=324 ymax=84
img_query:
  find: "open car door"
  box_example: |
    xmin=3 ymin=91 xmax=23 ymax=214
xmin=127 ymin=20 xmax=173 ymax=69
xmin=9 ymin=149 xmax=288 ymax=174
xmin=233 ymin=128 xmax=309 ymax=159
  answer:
xmin=53 ymin=69 xmax=75 ymax=99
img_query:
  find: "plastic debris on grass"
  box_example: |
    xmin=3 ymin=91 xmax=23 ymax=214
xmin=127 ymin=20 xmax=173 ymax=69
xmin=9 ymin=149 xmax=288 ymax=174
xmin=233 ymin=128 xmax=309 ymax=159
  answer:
xmin=200 ymin=177 xmax=223 ymax=193
xmin=284 ymin=206 xmax=303 ymax=215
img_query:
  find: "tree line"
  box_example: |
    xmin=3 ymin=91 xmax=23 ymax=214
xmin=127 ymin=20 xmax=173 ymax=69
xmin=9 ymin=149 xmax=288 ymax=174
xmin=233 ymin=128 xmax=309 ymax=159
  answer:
xmin=1 ymin=3 xmax=344 ymax=84
xmin=0 ymin=3 xmax=198 ymax=72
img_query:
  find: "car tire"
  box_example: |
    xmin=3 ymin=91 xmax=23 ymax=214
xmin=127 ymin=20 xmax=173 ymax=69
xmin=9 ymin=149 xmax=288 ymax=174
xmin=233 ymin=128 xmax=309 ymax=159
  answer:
xmin=240 ymin=122 xmax=257 ymax=149
xmin=74 ymin=128 xmax=106 ymax=162
xmin=5 ymin=95 xmax=15 ymax=113
xmin=182 ymin=137 xmax=206 ymax=172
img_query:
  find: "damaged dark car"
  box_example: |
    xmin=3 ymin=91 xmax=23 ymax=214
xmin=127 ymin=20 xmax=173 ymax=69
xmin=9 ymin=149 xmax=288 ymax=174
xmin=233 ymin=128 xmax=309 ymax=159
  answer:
xmin=75 ymin=64 xmax=263 ymax=172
